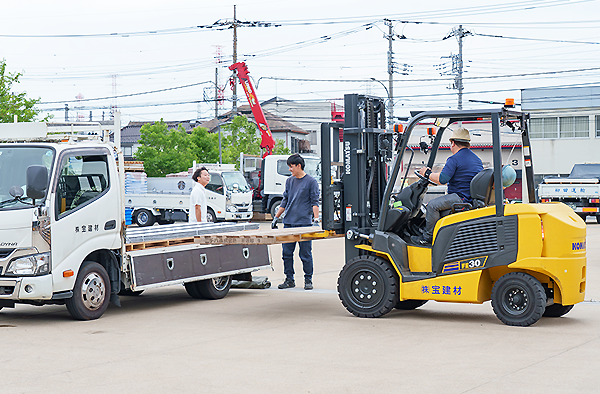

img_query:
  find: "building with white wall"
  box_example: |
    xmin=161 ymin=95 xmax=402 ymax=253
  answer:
xmin=521 ymin=85 xmax=600 ymax=182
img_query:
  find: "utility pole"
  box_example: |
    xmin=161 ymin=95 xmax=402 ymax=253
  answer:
xmin=215 ymin=67 xmax=219 ymax=118
xmin=64 ymin=104 xmax=69 ymax=121
xmin=385 ymin=19 xmax=394 ymax=129
xmin=442 ymin=25 xmax=471 ymax=110
xmin=232 ymin=5 xmax=238 ymax=112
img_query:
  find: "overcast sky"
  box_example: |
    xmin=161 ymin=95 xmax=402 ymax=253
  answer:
xmin=2 ymin=0 xmax=599 ymax=127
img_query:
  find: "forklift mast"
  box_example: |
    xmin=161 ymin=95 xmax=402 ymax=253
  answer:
xmin=321 ymin=94 xmax=395 ymax=259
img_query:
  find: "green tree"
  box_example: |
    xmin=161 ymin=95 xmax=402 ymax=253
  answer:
xmin=0 ymin=59 xmax=51 ymax=122
xmin=221 ymin=115 xmax=261 ymax=165
xmin=220 ymin=115 xmax=291 ymax=165
xmin=134 ymin=120 xmax=196 ymax=177
xmin=190 ymin=125 xmax=220 ymax=163
xmin=273 ymin=139 xmax=291 ymax=155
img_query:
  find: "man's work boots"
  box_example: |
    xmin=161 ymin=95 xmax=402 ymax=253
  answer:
xmin=278 ymin=279 xmax=295 ymax=289
xmin=304 ymin=279 xmax=313 ymax=290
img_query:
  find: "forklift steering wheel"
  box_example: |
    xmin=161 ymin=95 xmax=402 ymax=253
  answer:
xmin=415 ymin=170 xmax=437 ymax=186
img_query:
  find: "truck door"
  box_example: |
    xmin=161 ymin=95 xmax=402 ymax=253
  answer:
xmin=205 ymin=172 xmax=225 ymax=220
xmin=50 ymin=149 xmax=121 ymax=273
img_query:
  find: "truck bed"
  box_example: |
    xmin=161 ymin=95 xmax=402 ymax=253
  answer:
xmin=124 ymin=222 xmax=270 ymax=291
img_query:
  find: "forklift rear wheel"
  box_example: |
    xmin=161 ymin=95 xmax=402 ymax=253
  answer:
xmin=491 ymin=272 xmax=546 ymax=327
xmin=134 ymin=209 xmax=155 ymax=227
xmin=66 ymin=261 xmax=111 ymax=320
xmin=543 ymin=303 xmax=574 ymax=318
xmin=338 ymin=255 xmax=398 ymax=318
xmin=395 ymin=299 xmax=428 ymax=310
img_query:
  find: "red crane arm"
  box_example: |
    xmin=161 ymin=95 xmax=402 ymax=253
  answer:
xmin=229 ymin=62 xmax=275 ymax=157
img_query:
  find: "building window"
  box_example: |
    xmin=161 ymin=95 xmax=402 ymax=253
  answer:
xmin=123 ymin=146 xmax=133 ymax=156
xmin=530 ymin=118 xmax=557 ymax=139
xmin=530 ymin=116 xmax=588 ymax=139
xmin=560 ymin=116 xmax=589 ymax=138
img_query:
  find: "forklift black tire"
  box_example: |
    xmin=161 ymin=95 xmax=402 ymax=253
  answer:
xmin=395 ymin=299 xmax=428 ymax=310
xmin=491 ymin=272 xmax=546 ymax=327
xmin=184 ymin=281 xmax=205 ymax=299
xmin=66 ymin=261 xmax=111 ymax=321
xmin=337 ymin=255 xmax=399 ymax=318
xmin=543 ymin=303 xmax=574 ymax=318
xmin=134 ymin=209 xmax=155 ymax=227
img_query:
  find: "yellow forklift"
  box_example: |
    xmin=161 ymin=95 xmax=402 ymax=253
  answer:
xmin=320 ymin=94 xmax=586 ymax=326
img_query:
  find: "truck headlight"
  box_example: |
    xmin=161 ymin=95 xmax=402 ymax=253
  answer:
xmin=226 ymin=204 xmax=238 ymax=213
xmin=6 ymin=253 xmax=51 ymax=276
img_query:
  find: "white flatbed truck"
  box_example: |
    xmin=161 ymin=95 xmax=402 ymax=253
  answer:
xmin=0 ymin=122 xmax=271 ymax=320
xmin=126 ymin=167 xmax=253 ymax=226
xmin=538 ymin=163 xmax=600 ymax=223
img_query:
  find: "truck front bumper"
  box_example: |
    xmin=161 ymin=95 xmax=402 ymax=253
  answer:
xmin=0 ymin=274 xmax=53 ymax=301
xmin=225 ymin=211 xmax=253 ymax=221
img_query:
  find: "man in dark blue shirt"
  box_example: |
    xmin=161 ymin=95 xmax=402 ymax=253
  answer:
xmin=413 ymin=127 xmax=483 ymax=245
xmin=271 ymin=154 xmax=320 ymax=290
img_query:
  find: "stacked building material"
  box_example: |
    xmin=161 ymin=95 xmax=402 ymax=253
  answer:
xmin=125 ymin=172 xmax=147 ymax=194
xmin=125 ymin=221 xmax=259 ymax=244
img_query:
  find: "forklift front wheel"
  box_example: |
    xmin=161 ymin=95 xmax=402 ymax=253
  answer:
xmin=491 ymin=272 xmax=546 ymax=327
xmin=337 ymin=255 xmax=398 ymax=318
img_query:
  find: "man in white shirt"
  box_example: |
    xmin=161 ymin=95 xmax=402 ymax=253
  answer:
xmin=189 ymin=167 xmax=210 ymax=223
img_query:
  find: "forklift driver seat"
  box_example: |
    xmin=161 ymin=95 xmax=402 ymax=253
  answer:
xmin=438 ymin=168 xmax=495 ymax=218
xmin=470 ymin=168 xmax=495 ymax=208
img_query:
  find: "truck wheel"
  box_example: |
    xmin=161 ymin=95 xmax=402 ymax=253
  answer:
xmin=184 ymin=281 xmax=205 ymax=299
xmin=198 ymin=276 xmax=232 ymax=299
xmin=491 ymin=272 xmax=546 ymax=326
xmin=206 ymin=208 xmax=216 ymax=223
xmin=395 ymin=299 xmax=428 ymax=310
xmin=543 ymin=303 xmax=574 ymax=317
xmin=337 ymin=255 xmax=398 ymax=318
xmin=596 ymin=215 xmax=600 ymax=224
xmin=270 ymin=200 xmax=281 ymax=219
xmin=134 ymin=209 xmax=155 ymax=227
xmin=65 ymin=261 xmax=111 ymax=320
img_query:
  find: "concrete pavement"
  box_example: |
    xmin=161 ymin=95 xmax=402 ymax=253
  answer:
xmin=2 ymin=224 xmax=599 ymax=393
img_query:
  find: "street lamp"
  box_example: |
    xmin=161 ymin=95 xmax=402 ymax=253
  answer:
xmin=370 ymin=78 xmax=392 ymax=129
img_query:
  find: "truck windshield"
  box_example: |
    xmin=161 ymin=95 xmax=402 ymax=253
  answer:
xmin=0 ymin=147 xmax=54 ymax=210
xmin=221 ymin=172 xmax=250 ymax=192
xmin=304 ymin=158 xmax=321 ymax=182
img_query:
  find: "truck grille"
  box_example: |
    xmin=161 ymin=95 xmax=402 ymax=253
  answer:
xmin=0 ymin=249 xmax=14 ymax=259
xmin=0 ymin=286 xmax=14 ymax=296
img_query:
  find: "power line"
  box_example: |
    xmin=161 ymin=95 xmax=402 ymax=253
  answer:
xmin=473 ymin=32 xmax=600 ymax=45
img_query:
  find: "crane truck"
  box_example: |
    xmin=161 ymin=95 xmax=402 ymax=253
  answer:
xmin=321 ymin=94 xmax=586 ymax=326
xmin=0 ymin=122 xmax=270 ymax=320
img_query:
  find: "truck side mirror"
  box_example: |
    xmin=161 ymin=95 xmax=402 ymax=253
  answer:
xmin=26 ymin=165 xmax=49 ymax=200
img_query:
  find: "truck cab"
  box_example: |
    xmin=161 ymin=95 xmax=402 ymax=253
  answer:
xmin=259 ymin=154 xmax=321 ymax=217
xmin=0 ymin=123 xmax=121 ymax=309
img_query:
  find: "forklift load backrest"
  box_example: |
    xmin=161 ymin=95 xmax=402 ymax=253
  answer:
xmin=470 ymin=168 xmax=495 ymax=208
